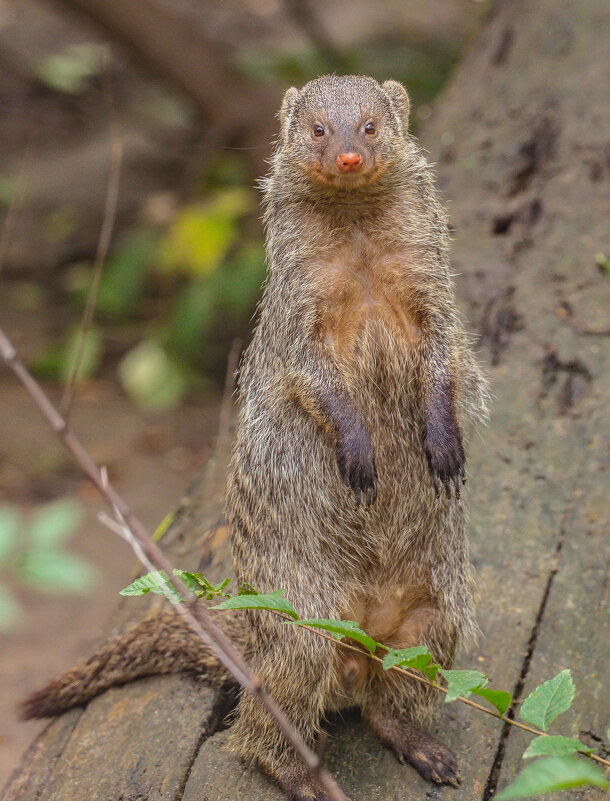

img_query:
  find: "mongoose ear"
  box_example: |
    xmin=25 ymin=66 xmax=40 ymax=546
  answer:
xmin=279 ymin=87 xmax=300 ymax=142
xmin=382 ymin=80 xmax=410 ymax=135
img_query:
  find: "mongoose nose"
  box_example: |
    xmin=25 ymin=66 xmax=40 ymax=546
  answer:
xmin=336 ymin=152 xmax=363 ymax=172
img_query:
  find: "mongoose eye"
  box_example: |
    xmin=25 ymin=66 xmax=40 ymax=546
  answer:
xmin=364 ymin=121 xmax=377 ymax=136
xmin=312 ymin=123 xmax=325 ymax=137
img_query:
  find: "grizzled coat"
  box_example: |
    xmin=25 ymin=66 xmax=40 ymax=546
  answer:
xmin=227 ymin=75 xmax=488 ymax=783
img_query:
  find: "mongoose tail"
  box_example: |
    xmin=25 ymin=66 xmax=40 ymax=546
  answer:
xmin=21 ymin=608 xmax=244 ymax=720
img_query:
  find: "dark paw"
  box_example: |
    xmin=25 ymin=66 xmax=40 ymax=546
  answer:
xmin=424 ymin=422 xmax=466 ymax=498
xmin=336 ymin=426 xmax=377 ymax=507
xmin=401 ymin=733 xmax=460 ymax=787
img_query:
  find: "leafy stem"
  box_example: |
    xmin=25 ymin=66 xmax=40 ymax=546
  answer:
xmin=121 ymin=570 xmax=610 ymax=792
xmin=121 ymin=571 xmax=610 ymax=780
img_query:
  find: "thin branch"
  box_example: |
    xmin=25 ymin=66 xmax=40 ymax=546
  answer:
xmin=0 ymin=324 xmax=350 ymax=801
xmin=60 ymin=66 xmax=123 ymax=419
xmin=262 ymin=611 xmax=610 ymax=769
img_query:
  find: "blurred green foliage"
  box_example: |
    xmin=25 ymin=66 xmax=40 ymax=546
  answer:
xmin=0 ymin=499 xmax=98 ymax=632
xmin=32 ymin=325 xmax=104 ymax=383
xmin=31 ymin=155 xmax=265 ymax=410
xmin=36 ymin=43 xmax=108 ymax=95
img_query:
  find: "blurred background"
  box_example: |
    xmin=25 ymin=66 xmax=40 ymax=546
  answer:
xmin=0 ymin=0 xmax=492 ymax=784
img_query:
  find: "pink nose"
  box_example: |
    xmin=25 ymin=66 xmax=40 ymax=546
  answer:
xmin=336 ymin=152 xmax=363 ymax=172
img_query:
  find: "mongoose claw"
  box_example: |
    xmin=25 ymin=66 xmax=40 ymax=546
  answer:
xmin=368 ymin=712 xmax=461 ymax=788
xmin=336 ymin=427 xmax=378 ymax=507
xmin=424 ymin=423 xmax=466 ymax=499
xmin=403 ymin=736 xmax=461 ymax=787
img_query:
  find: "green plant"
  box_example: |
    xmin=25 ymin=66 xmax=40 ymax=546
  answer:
xmin=121 ymin=571 xmax=610 ymax=799
xmin=0 ymin=499 xmax=98 ymax=631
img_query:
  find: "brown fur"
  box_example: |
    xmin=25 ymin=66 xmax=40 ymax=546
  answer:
xmin=22 ymin=76 xmax=488 ymax=801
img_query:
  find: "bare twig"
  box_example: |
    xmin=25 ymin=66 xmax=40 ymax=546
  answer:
xmin=0 ymin=324 xmax=350 ymax=801
xmin=60 ymin=66 xmax=123 ymax=419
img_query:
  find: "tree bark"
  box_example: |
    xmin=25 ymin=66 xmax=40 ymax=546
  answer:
xmin=4 ymin=0 xmax=608 ymax=798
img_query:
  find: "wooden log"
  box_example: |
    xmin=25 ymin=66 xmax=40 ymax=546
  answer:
xmin=4 ymin=0 xmax=608 ymax=798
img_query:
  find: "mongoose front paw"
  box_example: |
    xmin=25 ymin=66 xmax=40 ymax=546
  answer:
xmin=424 ymin=422 xmax=465 ymax=498
xmin=336 ymin=427 xmax=377 ymax=507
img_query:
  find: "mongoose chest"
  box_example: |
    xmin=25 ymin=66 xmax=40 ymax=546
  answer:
xmin=311 ymin=233 xmax=422 ymax=363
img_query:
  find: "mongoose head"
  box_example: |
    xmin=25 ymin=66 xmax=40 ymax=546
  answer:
xmin=277 ymin=75 xmax=410 ymax=191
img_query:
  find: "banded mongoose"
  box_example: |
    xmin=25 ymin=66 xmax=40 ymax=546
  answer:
xmin=22 ymin=75 xmax=489 ymax=801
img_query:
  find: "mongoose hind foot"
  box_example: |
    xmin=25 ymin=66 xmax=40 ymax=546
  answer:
xmin=271 ymin=762 xmax=352 ymax=801
xmin=366 ymin=708 xmax=460 ymax=787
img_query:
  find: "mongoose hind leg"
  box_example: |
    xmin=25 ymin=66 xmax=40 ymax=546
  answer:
xmin=364 ymin=705 xmax=460 ymax=787
xmin=270 ymin=761 xmax=353 ymax=801
xmin=229 ymin=615 xmax=342 ymax=799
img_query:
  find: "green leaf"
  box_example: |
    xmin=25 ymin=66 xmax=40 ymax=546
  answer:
xmin=119 ymin=570 xmax=183 ymax=604
xmin=523 ymin=735 xmax=594 ymax=758
xmin=172 ymin=570 xmax=231 ymax=599
xmin=238 ymin=583 xmax=258 ymax=596
xmin=472 ymin=686 xmax=513 ymax=716
xmin=287 ymin=619 xmax=376 ymax=654
xmin=29 ymin=499 xmax=82 ymax=548
xmin=118 ymin=340 xmax=189 ymax=412
xmin=382 ymin=646 xmax=431 ymax=670
xmin=165 ymin=279 xmax=217 ymax=360
xmin=18 ymin=549 xmax=98 ymax=594
xmin=496 ymin=756 xmax=608 ymax=799
xmin=0 ymin=584 xmax=21 ymax=631
xmin=382 ymin=647 xmax=440 ymax=681
xmin=595 ymin=251 xmax=609 ymax=276
xmin=439 ymin=669 xmax=488 ymax=702
xmin=172 ymin=569 xmax=203 ymax=593
xmin=419 ymin=661 xmax=441 ymax=682
xmin=519 ymin=670 xmax=575 ymax=731
xmin=157 ymin=190 xmax=253 ymax=278
xmin=0 ymin=506 xmax=20 ymax=565
xmin=211 ymin=590 xmax=298 ymax=620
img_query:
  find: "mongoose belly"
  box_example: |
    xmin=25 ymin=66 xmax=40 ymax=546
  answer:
xmin=315 ymin=244 xmax=423 ymax=365
xmin=337 ymin=583 xmax=441 ymax=692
